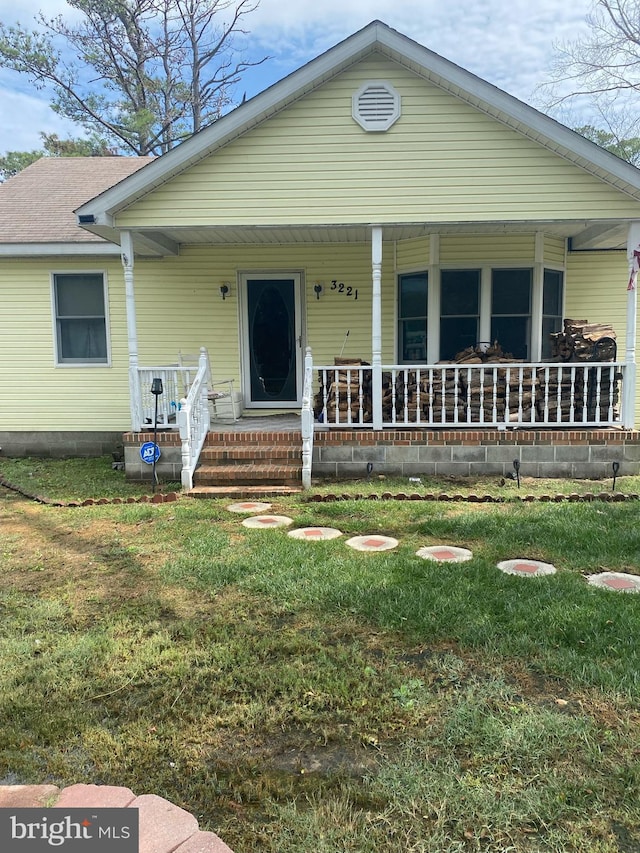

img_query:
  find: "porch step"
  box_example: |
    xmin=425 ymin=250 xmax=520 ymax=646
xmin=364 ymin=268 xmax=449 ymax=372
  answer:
xmin=188 ymin=485 xmax=302 ymax=499
xmin=191 ymin=432 xmax=303 ymax=490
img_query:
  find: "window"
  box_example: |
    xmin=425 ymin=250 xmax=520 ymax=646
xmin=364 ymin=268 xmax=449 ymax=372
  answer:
xmin=398 ymin=272 xmax=427 ymax=362
xmin=491 ymin=268 xmax=532 ymax=360
xmin=53 ymin=273 xmax=108 ymax=364
xmin=440 ymin=270 xmax=480 ymax=360
xmin=542 ymin=269 xmax=564 ymax=359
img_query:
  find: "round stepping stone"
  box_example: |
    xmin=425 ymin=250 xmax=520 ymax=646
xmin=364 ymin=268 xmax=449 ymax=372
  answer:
xmin=416 ymin=545 xmax=473 ymax=562
xmin=346 ymin=535 xmax=398 ymax=552
xmin=497 ymin=559 xmax=556 ymax=577
xmin=227 ymin=501 xmax=272 ymax=513
xmin=288 ymin=527 xmax=343 ymax=541
xmin=586 ymin=572 xmax=640 ymax=593
xmin=241 ymin=515 xmax=293 ymax=529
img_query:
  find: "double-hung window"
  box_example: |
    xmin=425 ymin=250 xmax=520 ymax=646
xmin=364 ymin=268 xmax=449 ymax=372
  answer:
xmin=541 ymin=269 xmax=564 ymax=359
xmin=53 ymin=272 xmax=109 ymax=365
xmin=490 ymin=268 xmax=532 ymax=361
xmin=440 ymin=270 xmax=480 ymax=360
xmin=398 ymin=272 xmax=428 ymax=362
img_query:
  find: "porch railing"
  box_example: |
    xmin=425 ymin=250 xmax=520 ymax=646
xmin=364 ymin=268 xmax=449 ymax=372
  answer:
xmin=132 ymin=350 xmax=210 ymax=490
xmin=314 ymin=361 xmax=626 ymax=428
xmin=177 ymin=351 xmax=210 ymax=490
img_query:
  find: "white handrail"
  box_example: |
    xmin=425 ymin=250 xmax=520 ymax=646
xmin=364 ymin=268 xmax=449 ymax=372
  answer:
xmin=177 ymin=348 xmax=211 ymax=490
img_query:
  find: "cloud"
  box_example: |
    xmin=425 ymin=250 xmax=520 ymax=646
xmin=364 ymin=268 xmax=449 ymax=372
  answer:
xmin=0 ymin=0 xmax=595 ymax=153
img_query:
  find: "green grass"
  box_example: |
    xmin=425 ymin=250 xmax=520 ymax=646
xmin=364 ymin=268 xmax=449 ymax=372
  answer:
xmin=1 ymin=463 xmax=640 ymax=851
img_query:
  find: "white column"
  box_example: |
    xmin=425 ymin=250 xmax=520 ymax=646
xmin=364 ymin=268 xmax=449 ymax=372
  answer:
xmin=427 ymin=233 xmax=440 ymax=363
xmin=121 ymin=230 xmax=141 ymax=431
xmin=371 ymin=226 xmax=383 ymax=430
xmin=530 ymin=232 xmax=545 ymax=362
xmin=623 ymin=222 xmax=640 ymax=428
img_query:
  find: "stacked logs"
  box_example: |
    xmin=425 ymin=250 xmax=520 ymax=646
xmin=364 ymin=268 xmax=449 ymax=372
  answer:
xmin=314 ymin=358 xmax=372 ymax=423
xmin=550 ymin=319 xmax=617 ymax=362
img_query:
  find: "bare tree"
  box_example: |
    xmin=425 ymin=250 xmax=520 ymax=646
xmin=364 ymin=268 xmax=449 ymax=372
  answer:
xmin=0 ymin=0 xmax=267 ymax=155
xmin=539 ymin=0 xmax=640 ymax=160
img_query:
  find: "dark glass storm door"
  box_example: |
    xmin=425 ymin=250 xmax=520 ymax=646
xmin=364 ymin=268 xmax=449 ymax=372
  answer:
xmin=241 ymin=274 xmax=302 ymax=406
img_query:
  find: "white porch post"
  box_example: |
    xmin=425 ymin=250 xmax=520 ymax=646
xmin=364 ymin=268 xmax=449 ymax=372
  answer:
xmin=530 ymin=232 xmax=545 ymax=362
xmin=623 ymin=222 xmax=640 ymax=429
xmin=121 ymin=230 xmax=141 ymax=431
xmin=371 ymin=226 xmax=383 ymax=430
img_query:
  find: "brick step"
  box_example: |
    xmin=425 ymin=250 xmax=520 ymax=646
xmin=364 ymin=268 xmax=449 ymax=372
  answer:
xmin=194 ymin=463 xmax=302 ymax=486
xmin=200 ymin=444 xmax=301 ymax=462
xmin=188 ymin=485 xmax=302 ymax=499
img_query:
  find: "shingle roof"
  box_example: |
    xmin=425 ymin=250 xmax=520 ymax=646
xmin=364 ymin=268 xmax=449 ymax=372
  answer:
xmin=0 ymin=156 xmax=153 ymax=243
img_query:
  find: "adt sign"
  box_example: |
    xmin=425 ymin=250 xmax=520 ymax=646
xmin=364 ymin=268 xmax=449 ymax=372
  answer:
xmin=140 ymin=442 xmax=161 ymax=465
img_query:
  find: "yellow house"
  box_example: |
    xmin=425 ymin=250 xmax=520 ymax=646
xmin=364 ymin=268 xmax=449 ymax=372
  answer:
xmin=2 ymin=20 xmax=640 ymax=489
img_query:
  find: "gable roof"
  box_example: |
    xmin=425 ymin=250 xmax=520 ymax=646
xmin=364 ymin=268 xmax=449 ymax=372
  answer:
xmin=0 ymin=156 xmax=152 ymax=254
xmin=76 ymin=18 xmax=640 ymax=235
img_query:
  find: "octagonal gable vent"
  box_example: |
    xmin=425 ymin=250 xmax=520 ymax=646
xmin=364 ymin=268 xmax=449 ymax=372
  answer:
xmin=352 ymin=81 xmax=401 ymax=131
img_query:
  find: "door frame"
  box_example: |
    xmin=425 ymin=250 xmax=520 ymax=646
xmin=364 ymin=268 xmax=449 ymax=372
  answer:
xmin=239 ymin=271 xmax=305 ymax=408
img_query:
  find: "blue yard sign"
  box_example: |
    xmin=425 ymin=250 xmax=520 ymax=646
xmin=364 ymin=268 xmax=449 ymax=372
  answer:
xmin=140 ymin=442 xmax=161 ymax=464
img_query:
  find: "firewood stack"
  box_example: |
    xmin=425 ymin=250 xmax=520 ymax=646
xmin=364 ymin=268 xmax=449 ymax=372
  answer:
xmin=314 ymin=358 xmax=372 ymax=422
xmin=547 ymin=319 xmax=619 ymax=421
xmin=549 ymin=319 xmax=617 ymax=362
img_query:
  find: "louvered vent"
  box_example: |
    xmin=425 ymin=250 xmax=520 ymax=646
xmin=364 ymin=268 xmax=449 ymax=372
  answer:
xmin=352 ymin=81 xmax=401 ymax=131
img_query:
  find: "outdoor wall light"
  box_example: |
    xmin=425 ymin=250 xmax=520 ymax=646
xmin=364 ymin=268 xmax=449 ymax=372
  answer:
xmin=313 ymin=282 xmax=323 ymax=300
xmin=220 ymin=283 xmax=230 ymax=300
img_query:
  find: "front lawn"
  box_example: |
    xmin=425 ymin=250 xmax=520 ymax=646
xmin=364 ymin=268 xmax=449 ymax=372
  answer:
xmin=1 ymin=467 xmax=639 ymax=851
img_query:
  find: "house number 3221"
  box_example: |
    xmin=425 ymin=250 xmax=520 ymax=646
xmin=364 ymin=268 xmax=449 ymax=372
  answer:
xmin=330 ymin=280 xmax=358 ymax=300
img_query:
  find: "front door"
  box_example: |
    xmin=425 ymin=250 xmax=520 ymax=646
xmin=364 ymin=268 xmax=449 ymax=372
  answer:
xmin=241 ymin=273 xmax=303 ymax=407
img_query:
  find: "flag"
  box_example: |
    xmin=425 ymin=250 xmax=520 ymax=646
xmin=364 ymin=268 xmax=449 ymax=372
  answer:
xmin=628 ymin=246 xmax=640 ymax=291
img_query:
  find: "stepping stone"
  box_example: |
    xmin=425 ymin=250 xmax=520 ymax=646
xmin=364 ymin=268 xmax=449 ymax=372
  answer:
xmin=416 ymin=545 xmax=473 ymax=562
xmin=346 ymin=535 xmax=398 ymax=552
xmin=497 ymin=559 xmax=556 ymax=577
xmin=241 ymin=515 xmax=293 ymax=529
xmin=586 ymin=572 xmax=640 ymax=593
xmin=288 ymin=527 xmax=343 ymax=540
xmin=227 ymin=501 xmax=272 ymax=513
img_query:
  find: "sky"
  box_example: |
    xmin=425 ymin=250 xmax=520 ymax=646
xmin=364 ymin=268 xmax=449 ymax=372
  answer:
xmin=0 ymin=0 xmax=597 ymax=154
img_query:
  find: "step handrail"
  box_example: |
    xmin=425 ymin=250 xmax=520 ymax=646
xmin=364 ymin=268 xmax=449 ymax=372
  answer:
xmin=177 ymin=348 xmax=211 ymax=489
xmin=301 ymin=347 xmax=314 ymax=489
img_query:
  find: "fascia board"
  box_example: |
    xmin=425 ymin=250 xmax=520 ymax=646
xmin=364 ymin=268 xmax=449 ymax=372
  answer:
xmin=0 ymin=242 xmax=121 ymax=256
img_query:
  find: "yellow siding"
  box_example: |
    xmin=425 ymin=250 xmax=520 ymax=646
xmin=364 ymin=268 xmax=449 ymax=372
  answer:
xmin=565 ymin=250 xmax=639 ymax=425
xmin=117 ymin=54 xmax=640 ymax=228
xmin=440 ymin=234 xmax=535 ymax=264
xmin=0 ymin=257 xmax=131 ymax=430
xmin=395 ymin=236 xmax=429 ymax=271
xmin=6 ymin=242 xmax=640 ymax=431
xmin=544 ymin=236 xmax=566 ymax=267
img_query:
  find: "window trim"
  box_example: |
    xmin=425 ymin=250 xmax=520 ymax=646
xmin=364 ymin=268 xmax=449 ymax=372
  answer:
xmin=51 ymin=270 xmax=111 ymax=367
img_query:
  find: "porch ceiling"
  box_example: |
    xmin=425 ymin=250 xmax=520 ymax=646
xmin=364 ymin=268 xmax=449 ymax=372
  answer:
xmin=128 ymin=219 xmax=629 ymax=254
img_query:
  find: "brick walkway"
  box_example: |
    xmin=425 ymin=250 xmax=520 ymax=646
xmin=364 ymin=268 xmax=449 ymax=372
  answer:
xmin=0 ymin=784 xmax=233 ymax=853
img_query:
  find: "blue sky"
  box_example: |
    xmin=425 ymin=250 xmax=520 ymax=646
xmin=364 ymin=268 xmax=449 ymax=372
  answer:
xmin=0 ymin=0 xmax=596 ymax=153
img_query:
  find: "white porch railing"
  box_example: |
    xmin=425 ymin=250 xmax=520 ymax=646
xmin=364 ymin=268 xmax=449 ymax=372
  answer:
xmin=314 ymin=360 xmax=626 ymax=428
xmin=177 ymin=352 xmax=211 ymax=490
xmin=132 ymin=349 xmax=210 ymax=490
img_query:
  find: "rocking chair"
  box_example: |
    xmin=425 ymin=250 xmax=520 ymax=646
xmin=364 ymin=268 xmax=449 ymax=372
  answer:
xmin=178 ymin=348 xmax=239 ymax=422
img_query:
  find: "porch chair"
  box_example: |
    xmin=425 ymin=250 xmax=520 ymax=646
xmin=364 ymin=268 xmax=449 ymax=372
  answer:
xmin=178 ymin=348 xmax=239 ymax=422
